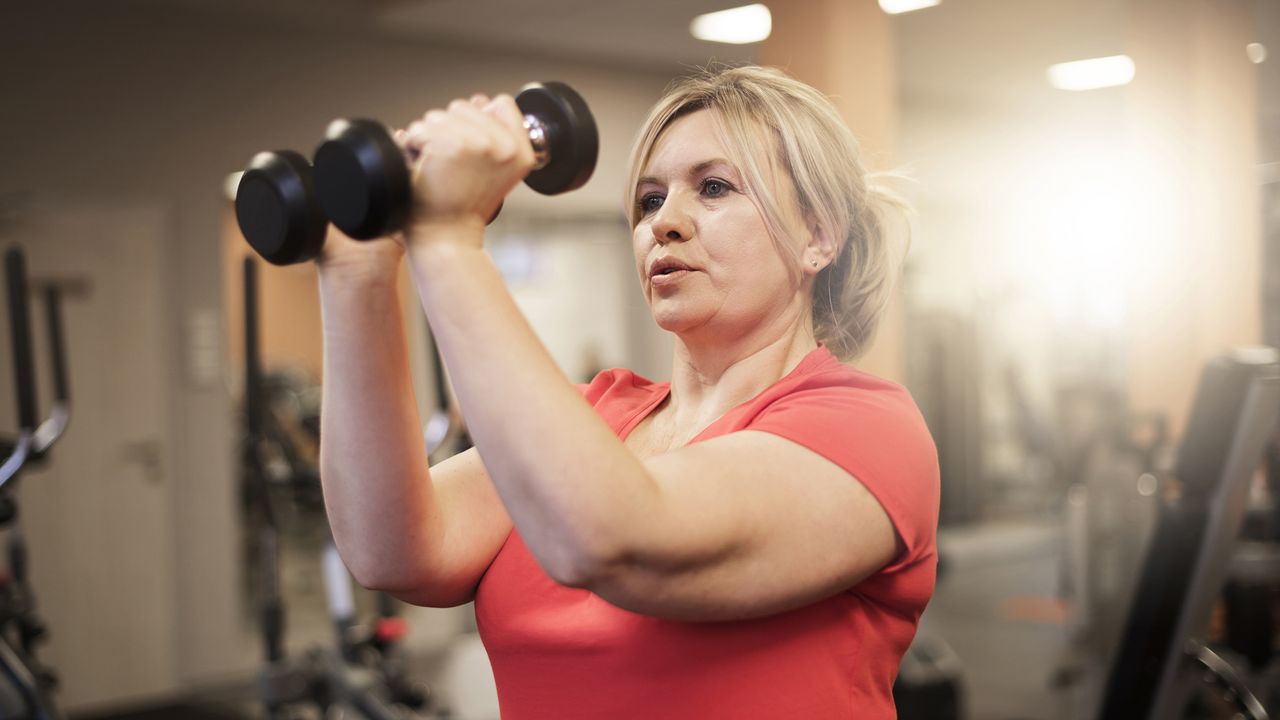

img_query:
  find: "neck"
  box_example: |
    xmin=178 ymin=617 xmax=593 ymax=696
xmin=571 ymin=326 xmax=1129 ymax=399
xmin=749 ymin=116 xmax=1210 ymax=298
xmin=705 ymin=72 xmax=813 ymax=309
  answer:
xmin=663 ymin=310 xmax=818 ymax=433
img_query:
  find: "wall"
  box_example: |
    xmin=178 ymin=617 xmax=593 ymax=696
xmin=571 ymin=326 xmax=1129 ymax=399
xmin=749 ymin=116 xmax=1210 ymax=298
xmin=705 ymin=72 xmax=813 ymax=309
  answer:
xmin=894 ymin=0 xmax=1264 ymax=515
xmin=1 ymin=0 xmax=675 ymax=696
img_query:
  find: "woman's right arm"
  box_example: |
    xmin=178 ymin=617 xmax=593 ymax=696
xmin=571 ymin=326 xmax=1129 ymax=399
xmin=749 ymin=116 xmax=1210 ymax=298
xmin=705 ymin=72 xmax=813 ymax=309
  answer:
xmin=316 ymin=232 xmax=513 ymax=607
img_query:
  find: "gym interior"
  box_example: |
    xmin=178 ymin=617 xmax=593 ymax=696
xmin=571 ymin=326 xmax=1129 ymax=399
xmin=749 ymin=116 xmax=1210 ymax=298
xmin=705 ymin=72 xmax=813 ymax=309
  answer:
xmin=2 ymin=0 xmax=1280 ymax=718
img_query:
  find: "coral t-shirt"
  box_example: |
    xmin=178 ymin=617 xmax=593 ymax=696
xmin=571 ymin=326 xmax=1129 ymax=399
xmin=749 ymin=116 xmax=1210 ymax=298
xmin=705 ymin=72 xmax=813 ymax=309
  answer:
xmin=474 ymin=346 xmax=939 ymax=719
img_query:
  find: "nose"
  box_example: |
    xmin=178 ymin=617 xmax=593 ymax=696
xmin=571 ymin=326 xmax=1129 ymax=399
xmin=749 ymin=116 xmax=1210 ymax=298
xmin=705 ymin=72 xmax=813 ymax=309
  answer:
xmin=651 ymin=193 xmax=692 ymax=245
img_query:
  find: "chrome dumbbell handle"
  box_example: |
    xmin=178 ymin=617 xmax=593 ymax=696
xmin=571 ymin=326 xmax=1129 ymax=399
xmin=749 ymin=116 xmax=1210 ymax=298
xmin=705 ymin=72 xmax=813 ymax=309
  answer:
xmin=523 ymin=114 xmax=552 ymax=171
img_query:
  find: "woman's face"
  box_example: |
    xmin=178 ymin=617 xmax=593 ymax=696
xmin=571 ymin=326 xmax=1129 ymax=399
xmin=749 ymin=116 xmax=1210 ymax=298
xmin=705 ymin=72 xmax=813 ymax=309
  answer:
xmin=632 ymin=110 xmax=810 ymax=344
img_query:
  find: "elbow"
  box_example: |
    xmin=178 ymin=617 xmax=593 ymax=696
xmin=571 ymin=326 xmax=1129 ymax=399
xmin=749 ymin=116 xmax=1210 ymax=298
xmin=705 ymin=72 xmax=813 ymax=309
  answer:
xmin=350 ymin=561 xmax=453 ymax=606
xmin=545 ymin=556 xmax=596 ymax=590
xmin=345 ymin=554 xmax=406 ymax=595
xmin=347 ymin=562 xmax=398 ymax=594
xmin=542 ymin=536 xmax=624 ymax=591
xmin=338 ymin=538 xmax=473 ymax=608
xmin=331 ymin=535 xmax=419 ymax=596
xmin=541 ymin=498 xmax=653 ymax=590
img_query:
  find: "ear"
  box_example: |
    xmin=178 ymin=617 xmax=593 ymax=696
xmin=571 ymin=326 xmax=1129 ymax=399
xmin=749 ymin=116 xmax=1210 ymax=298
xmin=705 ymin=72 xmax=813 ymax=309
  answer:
xmin=803 ymin=216 xmax=837 ymax=275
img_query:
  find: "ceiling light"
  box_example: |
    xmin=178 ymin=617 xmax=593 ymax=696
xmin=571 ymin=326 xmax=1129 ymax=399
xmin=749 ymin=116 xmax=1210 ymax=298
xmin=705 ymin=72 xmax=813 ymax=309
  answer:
xmin=1247 ymin=43 xmax=1267 ymax=64
xmin=690 ymin=4 xmax=772 ymax=45
xmin=878 ymin=0 xmax=940 ymax=14
xmin=1047 ymin=55 xmax=1135 ymax=91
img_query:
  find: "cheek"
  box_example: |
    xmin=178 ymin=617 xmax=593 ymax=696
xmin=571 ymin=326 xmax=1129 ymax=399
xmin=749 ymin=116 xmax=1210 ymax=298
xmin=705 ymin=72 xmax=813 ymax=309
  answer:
xmin=709 ymin=219 xmax=784 ymax=277
xmin=632 ymin=240 xmax=650 ymax=288
xmin=713 ymin=240 xmax=796 ymax=302
xmin=631 ymin=229 xmax=650 ymax=280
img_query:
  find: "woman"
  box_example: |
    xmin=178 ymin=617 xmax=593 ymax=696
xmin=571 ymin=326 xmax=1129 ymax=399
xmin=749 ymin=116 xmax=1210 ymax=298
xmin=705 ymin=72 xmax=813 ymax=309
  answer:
xmin=318 ymin=65 xmax=939 ymax=718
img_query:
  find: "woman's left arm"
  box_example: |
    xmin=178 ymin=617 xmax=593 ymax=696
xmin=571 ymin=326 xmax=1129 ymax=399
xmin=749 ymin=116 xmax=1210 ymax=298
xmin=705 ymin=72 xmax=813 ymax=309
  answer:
xmin=409 ymin=240 xmax=896 ymax=621
xmin=402 ymin=97 xmax=898 ymax=622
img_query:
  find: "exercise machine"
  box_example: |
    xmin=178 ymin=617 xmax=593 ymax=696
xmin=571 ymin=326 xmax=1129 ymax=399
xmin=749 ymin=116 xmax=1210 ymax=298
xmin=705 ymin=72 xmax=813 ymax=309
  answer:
xmin=1098 ymin=348 xmax=1280 ymax=719
xmin=241 ymin=256 xmax=438 ymax=719
xmin=0 ymin=245 xmax=72 ymax=720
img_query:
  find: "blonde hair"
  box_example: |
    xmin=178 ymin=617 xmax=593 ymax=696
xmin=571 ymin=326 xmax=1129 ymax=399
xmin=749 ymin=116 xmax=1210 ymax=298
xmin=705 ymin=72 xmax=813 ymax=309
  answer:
xmin=624 ymin=65 xmax=909 ymax=361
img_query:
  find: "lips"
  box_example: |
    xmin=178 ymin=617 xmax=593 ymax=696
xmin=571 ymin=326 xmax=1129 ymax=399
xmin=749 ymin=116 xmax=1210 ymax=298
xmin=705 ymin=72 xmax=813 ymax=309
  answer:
xmin=649 ymin=257 xmax=695 ymax=278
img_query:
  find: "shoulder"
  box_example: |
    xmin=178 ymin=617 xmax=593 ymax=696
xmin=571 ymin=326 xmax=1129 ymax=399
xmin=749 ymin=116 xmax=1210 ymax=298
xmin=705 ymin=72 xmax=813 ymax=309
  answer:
xmin=741 ymin=348 xmax=940 ymax=572
xmin=749 ymin=357 xmax=937 ymax=487
xmin=746 ymin=348 xmax=932 ymax=446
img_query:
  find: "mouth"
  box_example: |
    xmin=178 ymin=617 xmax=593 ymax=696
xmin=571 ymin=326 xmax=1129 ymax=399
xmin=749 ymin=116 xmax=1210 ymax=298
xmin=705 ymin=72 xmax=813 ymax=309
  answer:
xmin=649 ymin=258 xmax=696 ymax=278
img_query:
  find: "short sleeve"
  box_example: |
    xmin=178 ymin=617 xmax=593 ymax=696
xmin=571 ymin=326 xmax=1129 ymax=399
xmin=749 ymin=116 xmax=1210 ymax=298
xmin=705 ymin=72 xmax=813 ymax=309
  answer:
xmin=747 ymin=383 xmax=940 ymax=576
xmin=577 ymin=368 xmax=669 ymax=438
xmin=580 ymin=368 xmax=632 ymax=404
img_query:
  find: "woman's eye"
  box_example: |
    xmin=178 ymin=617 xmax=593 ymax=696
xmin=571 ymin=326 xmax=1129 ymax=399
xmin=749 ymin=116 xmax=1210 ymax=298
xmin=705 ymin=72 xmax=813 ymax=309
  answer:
xmin=638 ymin=193 xmax=664 ymax=214
xmin=701 ymin=178 xmax=732 ymax=198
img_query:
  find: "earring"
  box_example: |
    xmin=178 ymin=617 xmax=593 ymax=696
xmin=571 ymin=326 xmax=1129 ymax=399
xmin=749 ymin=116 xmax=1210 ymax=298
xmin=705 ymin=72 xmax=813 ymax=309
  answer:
xmin=810 ymin=259 xmax=819 ymax=268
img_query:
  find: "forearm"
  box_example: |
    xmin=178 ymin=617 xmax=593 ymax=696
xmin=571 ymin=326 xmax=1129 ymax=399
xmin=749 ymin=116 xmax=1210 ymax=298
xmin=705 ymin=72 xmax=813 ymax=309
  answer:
xmin=317 ymin=268 xmax=441 ymax=590
xmin=406 ymin=238 xmax=659 ymax=584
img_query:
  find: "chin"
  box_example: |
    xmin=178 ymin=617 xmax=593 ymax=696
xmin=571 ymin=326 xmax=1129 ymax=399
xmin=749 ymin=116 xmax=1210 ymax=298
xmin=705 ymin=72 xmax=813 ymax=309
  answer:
xmin=649 ymin=304 xmax=711 ymax=335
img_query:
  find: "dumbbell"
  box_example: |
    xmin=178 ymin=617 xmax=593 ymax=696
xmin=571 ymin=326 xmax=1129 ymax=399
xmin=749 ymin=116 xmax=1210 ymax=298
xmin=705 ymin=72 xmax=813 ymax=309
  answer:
xmin=235 ymin=81 xmax=598 ymax=265
xmin=235 ymin=151 xmax=327 ymax=266
xmin=233 ymin=150 xmax=505 ymax=266
xmin=314 ymin=81 xmax=597 ymax=240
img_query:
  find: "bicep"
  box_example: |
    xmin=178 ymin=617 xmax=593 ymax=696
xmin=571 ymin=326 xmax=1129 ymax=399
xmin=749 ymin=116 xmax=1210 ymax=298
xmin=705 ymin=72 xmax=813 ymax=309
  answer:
xmin=587 ymin=431 xmax=898 ymax=621
xmin=388 ymin=447 xmax=514 ymax=607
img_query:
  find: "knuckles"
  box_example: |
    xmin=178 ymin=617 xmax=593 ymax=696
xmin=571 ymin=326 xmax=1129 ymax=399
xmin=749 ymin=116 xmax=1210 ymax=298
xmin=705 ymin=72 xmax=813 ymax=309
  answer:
xmin=397 ymin=96 xmax=534 ymax=190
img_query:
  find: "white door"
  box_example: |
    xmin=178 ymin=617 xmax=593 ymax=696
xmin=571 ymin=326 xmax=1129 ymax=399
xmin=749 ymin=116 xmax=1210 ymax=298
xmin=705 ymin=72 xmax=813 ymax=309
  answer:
xmin=1 ymin=200 xmax=177 ymax=711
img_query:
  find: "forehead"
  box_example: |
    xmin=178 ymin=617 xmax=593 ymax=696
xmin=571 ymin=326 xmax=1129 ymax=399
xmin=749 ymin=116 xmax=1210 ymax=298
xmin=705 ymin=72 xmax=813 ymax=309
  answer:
xmin=642 ymin=110 xmax=735 ymax=175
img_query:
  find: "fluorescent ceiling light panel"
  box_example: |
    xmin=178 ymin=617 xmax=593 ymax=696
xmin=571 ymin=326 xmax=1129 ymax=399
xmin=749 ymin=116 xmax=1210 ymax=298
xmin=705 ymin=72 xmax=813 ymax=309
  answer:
xmin=690 ymin=4 xmax=772 ymax=44
xmin=1047 ymin=55 xmax=1136 ymax=91
xmin=878 ymin=0 xmax=941 ymax=14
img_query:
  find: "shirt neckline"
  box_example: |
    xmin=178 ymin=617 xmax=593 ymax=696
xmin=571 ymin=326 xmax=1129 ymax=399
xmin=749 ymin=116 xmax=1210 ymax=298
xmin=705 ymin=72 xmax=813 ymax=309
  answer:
xmin=616 ymin=344 xmax=835 ymax=443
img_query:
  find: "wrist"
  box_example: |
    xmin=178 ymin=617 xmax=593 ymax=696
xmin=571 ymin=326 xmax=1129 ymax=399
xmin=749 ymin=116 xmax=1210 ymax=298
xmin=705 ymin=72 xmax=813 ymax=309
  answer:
xmin=316 ymin=229 xmax=402 ymax=272
xmin=405 ymin=234 xmax=489 ymax=273
xmin=404 ymin=217 xmax=486 ymax=250
xmin=316 ymin=253 xmax=402 ymax=292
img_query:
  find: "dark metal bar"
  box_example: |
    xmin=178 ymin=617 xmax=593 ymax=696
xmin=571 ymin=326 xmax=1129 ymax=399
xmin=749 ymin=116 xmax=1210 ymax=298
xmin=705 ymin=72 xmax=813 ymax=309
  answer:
xmin=5 ymin=247 xmax=37 ymax=433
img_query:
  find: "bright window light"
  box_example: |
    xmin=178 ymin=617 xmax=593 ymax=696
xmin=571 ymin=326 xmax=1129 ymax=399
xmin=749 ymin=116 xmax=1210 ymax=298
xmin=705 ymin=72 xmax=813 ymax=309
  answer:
xmin=878 ymin=0 xmax=940 ymax=14
xmin=690 ymin=4 xmax=772 ymax=45
xmin=1047 ymin=55 xmax=1136 ymax=91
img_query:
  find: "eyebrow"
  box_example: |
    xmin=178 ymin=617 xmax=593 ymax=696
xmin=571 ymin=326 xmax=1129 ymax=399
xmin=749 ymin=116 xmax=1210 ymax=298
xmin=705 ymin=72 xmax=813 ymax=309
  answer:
xmin=636 ymin=158 xmax=739 ymax=190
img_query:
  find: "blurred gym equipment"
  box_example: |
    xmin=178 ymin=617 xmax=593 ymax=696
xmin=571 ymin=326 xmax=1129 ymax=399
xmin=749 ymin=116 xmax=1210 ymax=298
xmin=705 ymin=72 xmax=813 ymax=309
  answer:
xmin=1098 ymin=348 xmax=1280 ymax=719
xmin=241 ymin=257 xmax=436 ymax=719
xmin=0 ymin=246 xmax=73 ymax=720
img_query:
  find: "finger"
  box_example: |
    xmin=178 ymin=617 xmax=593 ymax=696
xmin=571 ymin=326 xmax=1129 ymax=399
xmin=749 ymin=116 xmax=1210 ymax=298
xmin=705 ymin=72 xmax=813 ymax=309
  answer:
xmin=447 ymin=100 xmax=519 ymax=160
xmin=401 ymin=117 xmax=437 ymax=157
xmin=435 ymin=124 xmax=496 ymax=167
xmin=393 ymin=127 xmax=418 ymax=161
xmin=448 ymin=97 xmax=480 ymax=116
xmin=486 ymin=94 xmax=535 ymax=165
xmin=470 ymin=93 xmax=490 ymax=108
xmin=393 ymin=127 xmax=418 ymax=152
xmin=404 ymin=112 xmax=445 ymax=148
xmin=485 ymin=94 xmax=525 ymax=133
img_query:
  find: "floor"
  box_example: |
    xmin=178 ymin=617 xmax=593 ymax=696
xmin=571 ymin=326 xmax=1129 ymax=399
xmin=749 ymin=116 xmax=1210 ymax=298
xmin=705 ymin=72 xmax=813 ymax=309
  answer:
xmin=72 ymin=517 xmax=1265 ymax=720
xmin=919 ymin=520 xmax=1084 ymax=720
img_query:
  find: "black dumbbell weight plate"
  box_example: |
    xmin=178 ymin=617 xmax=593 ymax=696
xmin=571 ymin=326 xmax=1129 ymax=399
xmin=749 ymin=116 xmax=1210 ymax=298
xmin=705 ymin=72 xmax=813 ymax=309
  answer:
xmin=235 ymin=151 xmax=327 ymax=266
xmin=517 ymin=82 xmax=599 ymax=195
xmin=314 ymin=119 xmax=411 ymax=240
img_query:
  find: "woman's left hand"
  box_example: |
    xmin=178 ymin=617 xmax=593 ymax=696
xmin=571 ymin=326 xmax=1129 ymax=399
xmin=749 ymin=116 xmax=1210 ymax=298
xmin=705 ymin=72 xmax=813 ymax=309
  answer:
xmin=395 ymin=93 xmax=536 ymax=246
